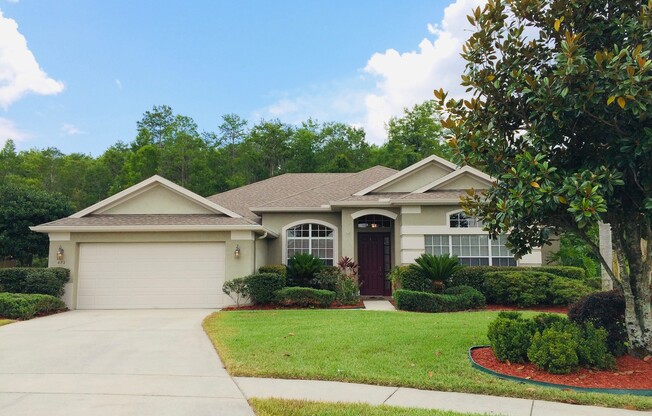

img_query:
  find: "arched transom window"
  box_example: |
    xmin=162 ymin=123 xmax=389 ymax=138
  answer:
xmin=286 ymin=223 xmax=334 ymax=265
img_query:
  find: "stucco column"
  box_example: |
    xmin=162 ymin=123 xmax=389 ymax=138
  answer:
xmin=598 ymin=222 xmax=614 ymax=291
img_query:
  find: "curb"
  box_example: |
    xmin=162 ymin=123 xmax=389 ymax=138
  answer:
xmin=468 ymin=346 xmax=652 ymax=397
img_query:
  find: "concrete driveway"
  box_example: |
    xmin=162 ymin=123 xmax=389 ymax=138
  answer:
xmin=0 ymin=310 xmax=254 ymax=416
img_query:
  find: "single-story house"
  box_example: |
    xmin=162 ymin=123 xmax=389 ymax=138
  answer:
xmin=32 ymin=155 xmax=552 ymax=310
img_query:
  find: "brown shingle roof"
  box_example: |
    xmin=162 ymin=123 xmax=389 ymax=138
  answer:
xmin=208 ymin=166 xmax=397 ymax=219
xmin=38 ymin=214 xmax=255 ymax=227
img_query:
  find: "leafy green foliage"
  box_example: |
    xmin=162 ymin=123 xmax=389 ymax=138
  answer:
xmin=577 ymin=322 xmax=616 ymax=370
xmin=400 ymin=266 xmax=433 ymax=293
xmin=0 ymin=293 xmax=67 ymax=319
xmin=394 ymin=286 xmax=485 ymax=313
xmin=0 ymin=267 xmax=70 ymax=297
xmin=222 ymin=277 xmax=249 ymax=307
xmin=528 ymin=328 xmax=580 ymax=374
xmin=244 ymin=273 xmax=285 ymax=305
xmin=410 ymin=253 xmax=464 ymax=284
xmin=309 ymin=266 xmax=340 ymax=292
xmin=334 ymin=274 xmax=360 ymax=305
xmin=487 ymin=312 xmax=537 ymax=363
xmin=258 ymin=264 xmax=287 ymax=278
xmin=449 ymin=266 xmax=586 ymax=290
xmin=547 ymin=232 xmax=601 ymax=278
xmin=273 ymin=287 xmax=336 ymax=308
xmin=568 ymin=290 xmax=628 ymax=356
xmin=286 ymin=253 xmax=324 ymax=287
xmin=0 ymin=184 xmax=73 ymax=265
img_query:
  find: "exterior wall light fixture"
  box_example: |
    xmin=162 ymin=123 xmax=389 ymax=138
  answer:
xmin=57 ymin=246 xmax=65 ymax=261
xmin=234 ymin=245 xmax=241 ymax=259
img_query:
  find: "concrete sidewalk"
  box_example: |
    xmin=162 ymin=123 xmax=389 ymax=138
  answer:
xmin=234 ymin=377 xmax=651 ymax=416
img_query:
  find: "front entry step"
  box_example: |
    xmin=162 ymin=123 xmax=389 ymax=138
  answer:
xmin=362 ymin=299 xmax=396 ymax=311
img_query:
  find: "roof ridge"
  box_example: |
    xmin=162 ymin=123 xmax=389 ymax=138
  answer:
xmin=208 ymin=172 xmax=350 ymax=199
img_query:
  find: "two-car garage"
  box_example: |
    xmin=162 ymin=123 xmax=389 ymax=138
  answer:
xmin=76 ymin=242 xmax=226 ymax=309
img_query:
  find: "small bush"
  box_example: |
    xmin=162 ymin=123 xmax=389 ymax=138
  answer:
xmin=258 ymin=264 xmax=287 ymax=277
xmin=274 ymin=287 xmax=336 ymax=307
xmin=483 ymin=271 xmax=553 ymax=306
xmin=309 ymin=267 xmax=340 ymax=292
xmin=401 ymin=267 xmax=433 ymax=292
xmin=533 ymin=266 xmax=586 ymax=281
xmin=245 ymin=273 xmax=285 ymax=305
xmin=286 ymin=253 xmax=324 ymax=287
xmin=335 ymin=274 xmax=360 ymax=305
xmin=0 ymin=293 xmax=67 ymax=319
xmin=568 ymin=290 xmax=628 ymax=356
xmin=577 ymin=322 xmax=615 ymax=370
xmin=222 ymin=277 xmax=249 ymax=307
xmin=442 ymin=285 xmax=486 ymax=309
xmin=547 ymin=277 xmax=595 ymax=305
xmin=394 ymin=287 xmax=484 ymax=313
xmin=528 ymin=327 xmax=579 ymax=374
xmin=487 ymin=312 xmax=536 ymax=363
xmin=531 ymin=313 xmax=570 ymax=333
xmin=0 ymin=267 xmax=70 ymax=297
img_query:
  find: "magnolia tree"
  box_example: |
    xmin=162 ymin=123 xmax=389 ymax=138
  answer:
xmin=434 ymin=0 xmax=652 ymax=356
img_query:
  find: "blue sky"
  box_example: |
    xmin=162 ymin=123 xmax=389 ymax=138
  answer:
xmin=0 ymin=0 xmax=482 ymax=155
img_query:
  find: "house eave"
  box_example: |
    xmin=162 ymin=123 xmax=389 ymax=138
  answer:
xmin=249 ymin=207 xmax=334 ymax=213
xmin=30 ymin=224 xmax=278 ymax=237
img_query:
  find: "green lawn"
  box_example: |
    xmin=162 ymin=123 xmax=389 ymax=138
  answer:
xmin=250 ymin=398 xmax=491 ymax=416
xmin=204 ymin=310 xmax=652 ymax=411
xmin=0 ymin=319 xmax=14 ymax=327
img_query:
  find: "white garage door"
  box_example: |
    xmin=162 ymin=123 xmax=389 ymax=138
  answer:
xmin=77 ymin=242 xmax=226 ymax=309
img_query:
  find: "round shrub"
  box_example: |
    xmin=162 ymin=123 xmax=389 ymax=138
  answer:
xmin=274 ymin=287 xmax=335 ymax=307
xmin=547 ymin=277 xmax=595 ymax=305
xmin=309 ymin=266 xmax=340 ymax=292
xmin=531 ymin=313 xmax=570 ymax=333
xmin=442 ymin=285 xmax=486 ymax=309
xmin=568 ymin=290 xmax=627 ymax=356
xmin=258 ymin=264 xmax=287 ymax=277
xmin=487 ymin=312 xmax=536 ymax=363
xmin=245 ymin=273 xmax=285 ymax=305
xmin=0 ymin=293 xmax=66 ymax=320
xmin=577 ymin=322 xmax=615 ymax=370
xmin=528 ymin=327 xmax=579 ymax=374
xmin=483 ymin=271 xmax=553 ymax=306
xmin=286 ymin=253 xmax=323 ymax=287
xmin=401 ymin=267 xmax=432 ymax=292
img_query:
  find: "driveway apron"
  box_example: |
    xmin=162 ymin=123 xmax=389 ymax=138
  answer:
xmin=0 ymin=310 xmax=254 ymax=416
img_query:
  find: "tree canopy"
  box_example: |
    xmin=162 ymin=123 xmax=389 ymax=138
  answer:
xmin=435 ymin=0 xmax=651 ymax=355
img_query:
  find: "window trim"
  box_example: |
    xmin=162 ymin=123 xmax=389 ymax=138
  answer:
xmin=446 ymin=209 xmax=483 ymax=228
xmin=281 ymin=219 xmax=339 ymax=265
xmin=424 ymin=234 xmax=516 ymax=266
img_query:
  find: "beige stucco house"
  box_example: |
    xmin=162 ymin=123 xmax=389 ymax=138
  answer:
xmin=32 ymin=155 xmax=545 ymax=310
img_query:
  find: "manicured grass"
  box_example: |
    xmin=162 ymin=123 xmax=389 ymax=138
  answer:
xmin=249 ymin=398 xmax=489 ymax=416
xmin=204 ymin=310 xmax=652 ymax=410
xmin=0 ymin=319 xmax=14 ymax=327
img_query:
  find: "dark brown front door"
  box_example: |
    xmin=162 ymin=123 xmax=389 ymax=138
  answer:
xmin=358 ymin=232 xmax=391 ymax=296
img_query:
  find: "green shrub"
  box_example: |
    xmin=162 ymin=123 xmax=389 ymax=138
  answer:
xmin=245 ymin=273 xmax=285 ymax=305
xmin=401 ymin=267 xmax=433 ymax=292
xmin=258 ymin=264 xmax=287 ymax=277
xmin=568 ymin=290 xmax=628 ymax=356
xmin=531 ymin=313 xmax=570 ymax=333
xmin=547 ymin=277 xmax=595 ymax=305
xmin=577 ymin=323 xmax=615 ymax=370
xmin=387 ymin=266 xmax=407 ymax=290
xmin=483 ymin=271 xmax=552 ymax=306
xmin=449 ymin=265 xmax=589 ymax=291
xmin=0 ymin=293 xmax=67 ymax=319
xmin=335 ymin=274 xmax=360 ymax=305
xmin=0 ymin=267 xmax=70 ymax=297
xmin=533 ymin=266 xmax=586 ymax=281
xmin=411 ymin=253 xmax=463 ymax=283
xmin=442 ymin=285 xmax=486 ymax=309
xmin=528 ymin=327 xmax=579 ymax=374
xmin=222 ymin=277 xmax=249 ymax=307
xmin=487 ymin=312 xmax=536 ymax=363
xmin=286 ymin=253 xmax=324 ymax=287
xmin=394 ymin=287 xmax=484 ymax=313
xmin=274 ymin=287 xmax=336 ymax=307
xmin=309 ymin=267 xmax=340 ymax=292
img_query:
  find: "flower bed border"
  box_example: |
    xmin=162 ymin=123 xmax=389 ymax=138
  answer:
xmin=468 ymin=346 xmax=652 ymax=397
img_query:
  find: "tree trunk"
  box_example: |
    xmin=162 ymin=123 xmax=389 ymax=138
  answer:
xmin=611 ymin=221 xmax=652 ymax=357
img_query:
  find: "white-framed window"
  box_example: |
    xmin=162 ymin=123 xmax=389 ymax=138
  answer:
xmin=424 ymin=234 xmax=516 ymax=266
xmin=286 ymin=223 xmax=335 ymax=266
xmin=449 ymin=211 xmax=483 ymax=228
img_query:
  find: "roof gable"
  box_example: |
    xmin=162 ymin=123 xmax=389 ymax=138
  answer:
xmin=71 ymin=175 xmax=241 ymax=218
xmin=413 ymin=166 xmax=493 ymax=193
xmin=353 ymin=155 xmax=456 ymax=196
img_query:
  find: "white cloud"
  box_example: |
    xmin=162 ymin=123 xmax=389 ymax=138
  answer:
xmin=0 ymin=10 xmax=64 ymax=109
xmin=362 ymin=0 xmax=485 ymax=143
xmin=61 ymin=123 xmax=84 ymax=136
xmin=115 ymin=79 xmax=122 ymax=89
xmin=0 ymin=117 xmax=28 ymax=145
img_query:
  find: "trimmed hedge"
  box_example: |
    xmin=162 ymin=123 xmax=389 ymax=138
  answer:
xmin=0 ymin=293 xmax=67 ymax=320
xmin=274 ymin=287 xmax=336 ymax=307
xmin=400 ymin=266 xmax=434 ymax=292
xmin=449 ymin=265 xmax=588 ymax=290
xmin=0 ymin=267 xmax=70 ymax=297
xmin=394 ymin=286 xmax=485 ymax=313
xmin=258 ymin=264 xmax=287 ymax=277
xmin=244 ymin=273 xmax=285 ymax=305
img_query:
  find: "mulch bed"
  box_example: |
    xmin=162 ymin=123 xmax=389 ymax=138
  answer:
xmin=221 ymin=300 xmax=365 ymax=311
xmin=472 ymin=346 xmax=652 ymax=390
xmin=484 ymin=304 xmax=569 ymax=314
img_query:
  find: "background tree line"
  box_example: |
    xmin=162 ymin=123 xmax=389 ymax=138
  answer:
xmin=0 ymin=101 xmax=450 ymax=211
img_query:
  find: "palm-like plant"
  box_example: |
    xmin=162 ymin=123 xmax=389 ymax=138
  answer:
xmin=286 ymin=253 xmax=324 ymax=287
xmin=410 ymin=253 xmax=463 ymax=284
